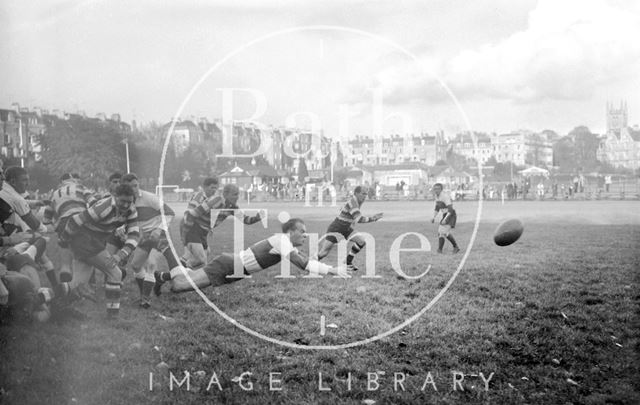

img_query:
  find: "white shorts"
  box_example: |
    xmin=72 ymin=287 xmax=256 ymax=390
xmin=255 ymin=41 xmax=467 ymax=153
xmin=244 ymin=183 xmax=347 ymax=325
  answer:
xmin=438 ymin=224 xmax=452 ymax=237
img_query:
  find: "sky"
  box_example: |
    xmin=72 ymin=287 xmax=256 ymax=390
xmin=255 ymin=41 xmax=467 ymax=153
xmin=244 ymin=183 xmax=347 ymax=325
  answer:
xmin=2 ymin=0 xmax=640 ymax=139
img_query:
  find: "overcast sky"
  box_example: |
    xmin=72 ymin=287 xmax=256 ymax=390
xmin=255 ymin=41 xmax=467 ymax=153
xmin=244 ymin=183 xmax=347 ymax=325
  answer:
xmin=2 ymin=0 xmax=639 ymax=138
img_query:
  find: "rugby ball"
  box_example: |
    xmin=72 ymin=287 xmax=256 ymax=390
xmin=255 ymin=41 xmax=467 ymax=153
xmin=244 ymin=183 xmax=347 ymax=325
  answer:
xmin=493 ymin=219 xmax=524 ymax=246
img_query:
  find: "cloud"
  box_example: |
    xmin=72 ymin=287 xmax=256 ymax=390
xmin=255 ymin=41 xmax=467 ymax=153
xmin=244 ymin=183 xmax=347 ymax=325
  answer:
xmin=345 ymin=0 xmax=640 ymax=105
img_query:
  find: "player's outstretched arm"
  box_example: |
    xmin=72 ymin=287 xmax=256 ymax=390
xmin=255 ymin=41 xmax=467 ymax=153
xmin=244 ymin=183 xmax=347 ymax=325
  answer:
xmin=288 ymin=251 xmax=347 ymax=276
xmin=357 ymin=212 xmax=383 ymax=223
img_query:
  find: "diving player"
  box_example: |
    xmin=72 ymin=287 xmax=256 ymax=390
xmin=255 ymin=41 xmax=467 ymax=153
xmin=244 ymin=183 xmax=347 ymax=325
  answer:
xmin=153 ymin=218 xmax=346 ymax=294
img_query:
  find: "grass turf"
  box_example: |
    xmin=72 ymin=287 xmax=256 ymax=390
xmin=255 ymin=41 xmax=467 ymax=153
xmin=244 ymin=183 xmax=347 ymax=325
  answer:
xmin=0 ymin=205 xmax=638 ymax=404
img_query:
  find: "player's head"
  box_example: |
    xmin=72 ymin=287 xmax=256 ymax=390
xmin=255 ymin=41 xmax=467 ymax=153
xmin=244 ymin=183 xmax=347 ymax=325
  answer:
xmin=60 ymin=172 xmax=81 ymax=183
xmin=282 ymin=218 xmax=306 ymax=247
xmin=203 ymin=177 xmax=219 ymax=197
xmin=121 ymin=173 xmax=140 ymax=195
xmin=222 ymin=184 xmax=240 ymax=205
xmin=353 ymin=186 xmax=368 ymax=203
xmin=432 ymin=183 xmax=443 ymax=195
xmin=108 ymin=172 xmax=123 ymax=195
xmin=113 ymin=183 xmax=136 ymax=213
xmin=5 ymin=166 xmax=29 ymax=194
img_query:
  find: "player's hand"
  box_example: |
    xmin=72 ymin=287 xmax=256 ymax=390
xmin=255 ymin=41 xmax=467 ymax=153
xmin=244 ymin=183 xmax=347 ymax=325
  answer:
xmin=374 ymin=213 xmax=383 ymax=221
xmin=114 ymin=226 xmax=126 ymax=240
xmin=7 ymin=231 xmax=33 ymax=245
xmin=334 ymin=265 xmax=350 ymax=278
xmin=116 ymin=250 xmax=129 ymax=265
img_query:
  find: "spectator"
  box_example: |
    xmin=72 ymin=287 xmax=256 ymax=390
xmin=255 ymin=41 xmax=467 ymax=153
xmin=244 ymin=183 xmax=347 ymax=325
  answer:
xmin=536 ymin=182 xmax=545 ymax=200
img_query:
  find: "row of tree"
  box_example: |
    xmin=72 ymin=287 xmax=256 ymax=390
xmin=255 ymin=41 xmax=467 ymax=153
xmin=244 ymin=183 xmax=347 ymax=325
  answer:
xmin=443 ymin=126 xmax=619 ymax=176
xmin=13 ymin=120 xmax=633 ymax=193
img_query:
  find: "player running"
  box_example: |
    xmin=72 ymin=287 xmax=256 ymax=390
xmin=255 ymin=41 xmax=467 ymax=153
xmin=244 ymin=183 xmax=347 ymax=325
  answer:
xmin=120 ymin=173 xmax=174 ymax=308
xmin=53 ymin=184 xmax=140 ymax=318
xmin=431 ymin=183 xmax=460 ymax=254
xmin=153 ymin=218 xmax=346 ymax=294
xmin=180 ymin=181 xmax=263 ymax=268
xmin=316 ymin=186 xmax=383 ymax=271
xmin=180 ymin=177 xmax=221 ymax=267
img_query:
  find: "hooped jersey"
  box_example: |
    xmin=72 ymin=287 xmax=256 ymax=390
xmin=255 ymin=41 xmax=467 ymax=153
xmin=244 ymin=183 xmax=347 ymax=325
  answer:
xmin=335 ymin=195 xmax=363 ymax=224
xmin=49 ymin=181 xmax=97 ymax=221
xmin=64 ymin=195 xmax=140 ymax=253
xmin=239 ymin=234 xmax=297 ymax=272
xmin=184 ymin=191 xmax=224 ymax=232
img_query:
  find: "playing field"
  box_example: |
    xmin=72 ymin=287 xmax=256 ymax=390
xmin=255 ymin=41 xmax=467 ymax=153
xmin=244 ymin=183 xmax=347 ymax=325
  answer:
xmin=1 ymin=200 xmax=638 ymax=404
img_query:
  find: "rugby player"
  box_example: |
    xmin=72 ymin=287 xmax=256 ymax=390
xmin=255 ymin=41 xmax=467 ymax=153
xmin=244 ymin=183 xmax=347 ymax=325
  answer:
xmin=153 ymin=218 xmax=346 ymax=294
xmin=54 ymin=184 xmax=139 ymax=318
xmin=0 ymin=166 xmax=58 ymax=286
xmin=431 ymin=183 xmax=460 ymax=254
xmin=48 ymin=173 xmax=98 ymax=283
xmin=316 ymin=186 xmax=383 ymax=271
xmin=120 ymin=173 xmax=174 ymax=308
xmin=180 ymin=177 xmax=221 ymax=267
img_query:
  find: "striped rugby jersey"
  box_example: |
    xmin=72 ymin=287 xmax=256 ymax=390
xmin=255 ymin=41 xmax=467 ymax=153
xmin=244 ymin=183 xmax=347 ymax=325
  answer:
xmin=64 ymin=195 xmax=140 ymax=254
xmin=335 ymin=195 xmax=364 ymax=225
xmin=183 ymin=190 xmax=224 ymax=231
xmin=49 ymin=180 xmax=97 ymax=221
xmin=134 ymin=189 xmax=175 ymax=236
xmin=238 ymin=234 xmax=297 ymax=272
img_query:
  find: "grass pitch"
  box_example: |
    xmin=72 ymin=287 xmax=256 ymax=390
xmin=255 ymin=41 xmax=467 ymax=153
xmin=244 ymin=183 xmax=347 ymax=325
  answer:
xmin=0 ymin=200 xmax=638 ymax=404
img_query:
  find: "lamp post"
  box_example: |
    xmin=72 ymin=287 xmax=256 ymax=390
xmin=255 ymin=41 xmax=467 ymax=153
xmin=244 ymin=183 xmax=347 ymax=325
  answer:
xmin=18 ymin=118 xmax=24 ymax=168
xmin=124 ymin=137 xmax=130 ymax=173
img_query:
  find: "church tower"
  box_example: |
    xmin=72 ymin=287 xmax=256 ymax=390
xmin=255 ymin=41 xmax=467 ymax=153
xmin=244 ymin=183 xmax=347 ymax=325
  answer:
xmin=606 ymin=101 xmax=628 ymax=133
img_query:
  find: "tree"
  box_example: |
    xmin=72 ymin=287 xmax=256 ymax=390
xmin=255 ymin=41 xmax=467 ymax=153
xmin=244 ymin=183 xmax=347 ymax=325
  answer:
xmin=569 ymin=126 xmax=599 ymax=170
xmin=445 ymin=147 xmax=468 ymax=171
xmin=485 ymin=155 xmax=498 ymax=167
xmin=42 ymin=118 xmax=126 ymax=190
xmin=553 ymin=136 xmax=576 ymax=169
xmin=494 ymin=161 xmax=517 ymax=180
